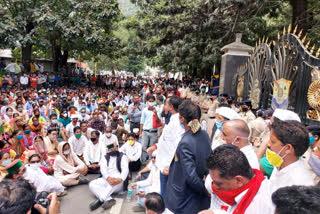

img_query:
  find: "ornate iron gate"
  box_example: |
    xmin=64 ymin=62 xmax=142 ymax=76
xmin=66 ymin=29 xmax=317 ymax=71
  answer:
xmin=234 ymin=26 xmax=320 ymax=123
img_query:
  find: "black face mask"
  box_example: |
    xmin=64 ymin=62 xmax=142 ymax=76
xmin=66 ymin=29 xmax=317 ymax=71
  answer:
xmin=35 ymin=114 xmax=40 ymax=118
xmin=242 ymin=107 xmax=249 ymax=112
xmin=227 ymin=100 xmax=233 ymax=105
xmin=91 ymin=137 xmax=96 ymax=142
xmin=156 ymin=92 xmax=161 ymax=96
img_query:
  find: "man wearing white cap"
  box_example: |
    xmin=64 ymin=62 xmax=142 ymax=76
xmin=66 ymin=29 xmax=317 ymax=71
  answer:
xmin=89 ymin=141 xmax=128 ymax=211
xmin=211 ymin=106 xmax=241 ymax=150
xmin=66 ymin=114 xmax=80 ymax=138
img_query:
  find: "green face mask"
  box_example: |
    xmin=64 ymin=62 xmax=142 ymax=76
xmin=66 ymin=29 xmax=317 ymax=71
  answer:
xmin=201 ymin=89 xmax=205 ymax=93
xmin=75 ymin=133 xmax=82 ymax=138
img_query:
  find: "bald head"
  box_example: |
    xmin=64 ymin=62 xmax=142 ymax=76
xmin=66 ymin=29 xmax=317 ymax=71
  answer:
xmin=221 ymin=120 xmax=250 ymax=146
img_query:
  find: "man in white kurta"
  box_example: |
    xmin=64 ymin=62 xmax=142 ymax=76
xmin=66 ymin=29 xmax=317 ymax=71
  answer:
xmin=83 ymin=131 xmax=105 ymax=174
xmin=68 ymin=132 xmax=87 ymax=158
xmin=89 ymin=142 xmax=128 ymax=211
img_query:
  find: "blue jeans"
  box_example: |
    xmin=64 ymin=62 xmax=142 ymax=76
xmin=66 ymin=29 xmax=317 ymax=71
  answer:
xmin=160 ymin=172 xmax=168 ymax=199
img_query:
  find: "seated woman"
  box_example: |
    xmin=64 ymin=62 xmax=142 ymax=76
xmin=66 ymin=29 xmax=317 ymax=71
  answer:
xmin=53 ymin=141 xmax=88 ymax=186
xmin=44 ymin=129 xmax=59 ymax=160
xmin=30 ymin=116 xmax=44 ymax=135
xmin=26 ymin=136 xmax=53 ymax=175
xmin=24 ymin=154 xmax=66 ymax=196
xmin=21 ymin=124 xmax=37 ymax=149
xmin=8 ymin=130 xmax=27 ymax=162
xmin=119 ymin=133 xmax=142 ymax=175
xmin=0 ymin=151 xmax=10 ymax=180
xmin=0 ymin=140 xmax=16 ymax=159
xmin=12 ymin=116 xmax=25 ymax=132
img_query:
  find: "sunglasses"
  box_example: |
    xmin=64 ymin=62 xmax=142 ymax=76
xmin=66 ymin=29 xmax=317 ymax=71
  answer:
xmin=151 ymin=157 xmax=156 ymax=160
xmin=30 ymin=160 xmax=40 ymax=164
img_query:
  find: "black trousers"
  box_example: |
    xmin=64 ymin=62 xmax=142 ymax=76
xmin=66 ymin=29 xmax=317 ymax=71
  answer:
xmin=129 ymin=160 xmax=141 ymax=172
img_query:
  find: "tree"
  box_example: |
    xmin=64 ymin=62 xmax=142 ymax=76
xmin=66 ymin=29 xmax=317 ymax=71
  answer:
xmin=0 ymin=0 xmax=44 ymax=72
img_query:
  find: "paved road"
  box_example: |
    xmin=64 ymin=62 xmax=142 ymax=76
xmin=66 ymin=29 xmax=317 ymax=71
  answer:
xmin=60 ymin=174 xmax=142 ymax=214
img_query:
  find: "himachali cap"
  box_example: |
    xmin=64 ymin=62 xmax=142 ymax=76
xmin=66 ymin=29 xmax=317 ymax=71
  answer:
xmin=216 ymin=107 xmax=241 ymax=120
xmin=273 ymin=109 xmax=301 ymax=122
xmin=262 ymin=109 xmax=274 ymax=118
xmin=6 ymin=159 xmax=23 ymax=174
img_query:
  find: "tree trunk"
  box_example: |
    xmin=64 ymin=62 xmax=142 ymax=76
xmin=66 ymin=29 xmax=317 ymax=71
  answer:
xmin=290 ymin=0 xmax=308 ymax=32
xmin=22 ymin=44 xmax=32 ymax=73
xmin=21 ymin=22 xmax=34 ymax=73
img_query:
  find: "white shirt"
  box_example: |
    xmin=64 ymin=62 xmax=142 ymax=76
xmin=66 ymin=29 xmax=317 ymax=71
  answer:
xmin=78 ymin=114 xmax=90 ymax=123
xmin=83 ymin=140 xmax=105 ymax=165
xmin=269 ymin=160 xmax=315 ymax=193
xmin=100 ymin=153 xmax=128 ymax=181
xmin=136 ymin=162 xmax=160 ymax=193
xmin=101 ymin=134 xmax=119 ymax=154
xmin=205 ymin=176 xmax=275 ymax=214
xmin=240 ymin=144 xmax=260 ymax=169
xmin=119 ymin=141 xmax=142 ymax=162
xmin=24 ymin=165 xmax=65 ymax=195
xmin=156 ymin=113 xmax=185 ymax=172
xmin=20 ymin=76 xmax=29 ymax=85
xmin=66 ymin=122 xmax=79 ymax=137
xmin=68 ymin=135 xmax=88 ymax=156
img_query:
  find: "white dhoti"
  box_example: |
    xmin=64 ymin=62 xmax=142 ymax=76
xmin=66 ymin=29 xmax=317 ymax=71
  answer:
xmin=89 ymin=178 xmax=123 ymax=202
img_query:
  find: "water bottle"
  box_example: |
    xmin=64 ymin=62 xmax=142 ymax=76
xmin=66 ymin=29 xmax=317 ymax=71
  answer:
xmin=127 ymin=184 xmax=133 ymax=201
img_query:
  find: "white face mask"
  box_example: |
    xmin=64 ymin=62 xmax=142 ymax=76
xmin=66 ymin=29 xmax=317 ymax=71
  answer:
xmin=106 ymin=133 xmax=112 ymax=138
xmin=148 ymin=102 xmax=156 ymax=107
xmin=265 ymin=119 xmax=270 ymax=126
xmin=52 ymin=119 xmax=57 ymax=124
xmin=63 ymin=149 xmax=70 ymax=155
xmin=63 ymin=113 xmax=68 ymax=117
xmin=30 ymin=163 xmax=41 ymax=170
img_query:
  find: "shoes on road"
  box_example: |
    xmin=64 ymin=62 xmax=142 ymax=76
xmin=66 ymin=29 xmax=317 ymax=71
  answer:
xmin=78 ymin=178 xmax=89 ymax=185
xmin=102 ymin=199 xmax=116 ymax=210
xmin=132 ymin=205 xmax=146 ymax=212
xmin=89 ymin=199 xmax=104 ymax=211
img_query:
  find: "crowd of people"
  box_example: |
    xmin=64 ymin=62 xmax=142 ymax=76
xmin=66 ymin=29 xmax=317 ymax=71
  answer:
xmin=0 ymin=70 xmax=320 ymax=214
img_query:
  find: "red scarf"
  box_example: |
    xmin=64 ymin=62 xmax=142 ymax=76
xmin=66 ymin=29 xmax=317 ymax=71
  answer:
xmin=211 ymin=169 xmax=264 ymax=214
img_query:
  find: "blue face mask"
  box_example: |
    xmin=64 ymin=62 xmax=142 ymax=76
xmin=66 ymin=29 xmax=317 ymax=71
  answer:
xmin=2 ymin=159 xmax=11 ymax=167
xmin=216 ymin=121 xmax=223 ymax=131
xmin=309 ymin=136 xmax=316 ymax=147
xmin=17 ymin=135 xmax=23 ymax=140
xmin=180 ymin=124 xmax=185 ymax=130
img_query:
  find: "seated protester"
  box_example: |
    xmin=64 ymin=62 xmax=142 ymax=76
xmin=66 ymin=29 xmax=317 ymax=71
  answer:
xmin=0 ymin=151 xmax=10 ymax=180
xmin=111 ymin=121 xmax=128 ymax=146
xmin=4 ymin=159 xmax=26 ymax=180
xmin=272 ymin=185 xmax=320 ymax=214
xmin=58 ymin=109 xmax=71 ymax=128
xmin=89 ymin=111 xmax=106 ymax=133
xmin=145 ymin=192 xmax=166 ymax=214
xmin=12 ymin=116 xmax=25 ymax=132
xmin=68 ymin=106 xmax=78 ymax=118
xmin=83 ymin=130 xmax=105 ymax=174
xmin=53 ymin=141 xmax=88 ymax=187
xmin=43 ymin=113 xmax=67 ymax=141
xmin=89 ymin=141 xmax=128 ymax=211
xmin=21 ymin=124 xmax=37 ymax=149
xmin=23 ymin=154 xmax=66 ymax=196
xmin=28 ymin=109 xmax=46 ymax=125
xmin=201 ymin=144 xmax=274 ymax=214
xmin=44 ymin=129 xmax=59 ymax=160
xmin=68 ymin=126 xmax=88 ymax=160
xmin=80 ymin=121 xmax=95 ymax=140
xmin=66 ymin=114 xmax=80 ymax=138
xmin=0 ymin=139 xmax=16 ymax=159
xmin=268 ymin=119 xmax=314 ymax=193
xmin=118 ymin=117 xmax=130 ymax=132
xmin=4 ymin=106 xmax=14 ymax=123
xmin=211 ymin=106 xmax=241 ymax=150
xmin=102 ymin=126 xmax=119 ymax=152
xmin=30 ymin=116 xmax=44 ymax=135
xmin=119 ymin=133 xmax=142 ymax=174
xmin=16 ymin=103 xmax=29 ymax=122
xmin=130 ymin=151 xmax=160 ymax=212
xmin=9 ymin=130 xmax=27 ymax=160
xmin=302 ymin=125 xmax=320 ymax=185
xmin=79 ymin=108 xmax=90 ymax=123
